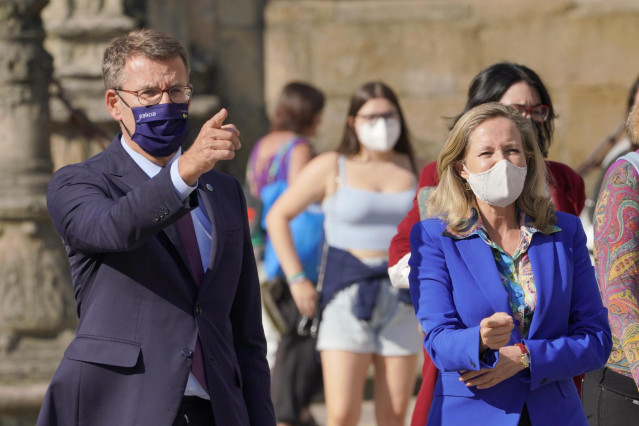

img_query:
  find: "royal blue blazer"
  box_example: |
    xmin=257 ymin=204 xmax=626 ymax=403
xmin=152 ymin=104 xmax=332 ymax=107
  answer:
xmin=37 ymin=137 xmax=275 ymax=426
xmin=409 ymin=211 xmax=611 ymax=425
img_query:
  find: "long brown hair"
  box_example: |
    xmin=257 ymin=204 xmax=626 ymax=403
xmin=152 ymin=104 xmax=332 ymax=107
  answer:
xmin=270 ymin=82 xmax=325 ymax=135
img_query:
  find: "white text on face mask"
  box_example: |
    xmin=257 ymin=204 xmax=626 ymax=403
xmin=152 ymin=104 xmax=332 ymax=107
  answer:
xmin=137 ymin=111 xmax=157 ymax=122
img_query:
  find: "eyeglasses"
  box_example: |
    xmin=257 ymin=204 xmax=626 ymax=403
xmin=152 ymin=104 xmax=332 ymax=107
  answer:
xmin=355 ymin=111 xmax=399 ymax=122
xmin=115 ymin=86 xmax=193 ymax=106
xmin=510 ymin=104 xmax=551 ymax=122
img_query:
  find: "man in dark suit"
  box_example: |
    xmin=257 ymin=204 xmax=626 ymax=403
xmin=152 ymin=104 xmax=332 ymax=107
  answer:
xmin=36 ymin=29 xmax=275 ymax=426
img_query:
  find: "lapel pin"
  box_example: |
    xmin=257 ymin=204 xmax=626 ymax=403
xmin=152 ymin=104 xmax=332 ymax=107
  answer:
xmin=206 ymin=184 xmax=214 ymax=192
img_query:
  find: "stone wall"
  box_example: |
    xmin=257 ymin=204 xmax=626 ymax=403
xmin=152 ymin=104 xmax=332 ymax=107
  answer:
xmin=264 ymin=0 xmax=639 ymax=197
xmin=0 ymin=1 xmax=76 ymax=424
xmin=144 ymin=0 xmax=269 ymax=178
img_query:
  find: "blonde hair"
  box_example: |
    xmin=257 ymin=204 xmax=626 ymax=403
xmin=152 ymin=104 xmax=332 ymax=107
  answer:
xmin=427 ymin=102 xmax=556 ymax=232
xmin=626 ymin=102 xmax=639 ymax=144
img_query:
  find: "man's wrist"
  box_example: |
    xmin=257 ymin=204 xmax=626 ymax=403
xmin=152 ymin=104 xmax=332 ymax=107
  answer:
xmin=170 ymin=160 xmax=196 ymax=201
xmin=177 ymin=155 xmax=201 ymax=187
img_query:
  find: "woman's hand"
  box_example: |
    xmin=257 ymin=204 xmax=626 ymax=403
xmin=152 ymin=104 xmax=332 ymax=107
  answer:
xmin=289 ymin=279 xmax=318 ymax=318
xmin=459 ymin=345 xmax=525 ymax=389
xmin=479 ymin=312 xmax=514 ymax=351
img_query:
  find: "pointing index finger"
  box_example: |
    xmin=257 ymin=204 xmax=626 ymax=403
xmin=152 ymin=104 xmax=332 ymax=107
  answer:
xmin=207 ymin=108 xmax=228 ymax=129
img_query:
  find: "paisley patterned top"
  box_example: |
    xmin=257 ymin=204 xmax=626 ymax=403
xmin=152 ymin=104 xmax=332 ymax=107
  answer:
xmin=444 ymin=209 xmax=560 ymax=338
xmin=594 ymin=156 xmax=639 ymax=387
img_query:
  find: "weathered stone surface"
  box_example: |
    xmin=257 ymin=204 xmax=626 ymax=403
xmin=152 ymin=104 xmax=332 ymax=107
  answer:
xmin=265 ymin=0 xmax=335 ymax=24
xmin=0 ymin=3 xmax=52 ymax=222
xmin=0 ymin=1 xmax=77 ymax=423
xmin=265 ymin=0 xmax=639 ymax=190
xmin=400 ymin=95 xmax=469 ymax=161
xmin=213 ymin=26 xmax=269 ymax=176
xmin=0 ymin=222 xmax=75 ymax=343
xmin=332 ymin=0 xmax=473 ymax=24
xmin=144 ymin=0 xmax=269 ymax=177
xmin=265 ymin=27 xmax=314 ymax=104
xmin=217 ymin=0 xmax=263 ymax=27
xmin=42 ymin=0 xmax=136 ymax=172
xmin=311 ymin=22 xmax=479 ymax=97
xmin=551 ymin=85 xmax=626 ymax=172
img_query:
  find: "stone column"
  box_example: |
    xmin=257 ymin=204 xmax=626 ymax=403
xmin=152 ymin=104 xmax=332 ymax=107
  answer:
xmin=43 ymin=0 xmax=136 ymax=170
xmin=0 ymin=0 xmax=76 ymax=423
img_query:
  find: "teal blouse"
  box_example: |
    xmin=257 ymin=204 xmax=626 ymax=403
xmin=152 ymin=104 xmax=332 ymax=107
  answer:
xmin=444 ymin=209 xmax=560 ymax=338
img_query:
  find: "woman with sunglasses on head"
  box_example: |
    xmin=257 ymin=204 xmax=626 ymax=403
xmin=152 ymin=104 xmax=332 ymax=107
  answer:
xmin=388 ymin=62 xmax=587 ymax=425
xmin=266 ymin=81 xmax=425 ymax=426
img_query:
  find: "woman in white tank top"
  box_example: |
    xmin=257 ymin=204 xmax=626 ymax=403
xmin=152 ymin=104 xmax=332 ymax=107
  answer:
xmin=267 ymin=82 xmax=427 ymax=426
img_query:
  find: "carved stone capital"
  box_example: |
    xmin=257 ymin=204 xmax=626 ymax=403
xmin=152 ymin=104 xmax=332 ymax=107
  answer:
xmin=0 ymin=221 xmax=76 ymax=353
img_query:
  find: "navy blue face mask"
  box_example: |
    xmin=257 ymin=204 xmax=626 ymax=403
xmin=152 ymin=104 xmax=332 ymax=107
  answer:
xmin=122 ymin=103 xmax=189 ymax=157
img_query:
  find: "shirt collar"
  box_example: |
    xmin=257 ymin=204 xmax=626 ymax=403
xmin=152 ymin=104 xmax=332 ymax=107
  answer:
xmin=120 ymin=135 xmax=181 ymax=179
xmin=443 ymin=207 xmax=560 ymax=240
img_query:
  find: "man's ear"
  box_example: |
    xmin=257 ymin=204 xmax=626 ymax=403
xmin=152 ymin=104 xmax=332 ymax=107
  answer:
xmin=105 ymin=90 xmax=123 ymax=121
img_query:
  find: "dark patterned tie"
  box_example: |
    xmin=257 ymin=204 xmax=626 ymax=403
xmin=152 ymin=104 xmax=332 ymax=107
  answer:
xmin=176 ymin=211 xmax=208 ymax=391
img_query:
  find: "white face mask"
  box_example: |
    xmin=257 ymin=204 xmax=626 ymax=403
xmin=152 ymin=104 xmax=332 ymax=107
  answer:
xmin=356 ymin=118 xmax=401 ymax=152
xmin=463 ymin=159 xmax=527 ymax=208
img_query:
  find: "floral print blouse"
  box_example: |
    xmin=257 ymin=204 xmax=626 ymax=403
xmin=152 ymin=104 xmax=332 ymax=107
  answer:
xmin=444 ymin=208 xmax=560 ymax=338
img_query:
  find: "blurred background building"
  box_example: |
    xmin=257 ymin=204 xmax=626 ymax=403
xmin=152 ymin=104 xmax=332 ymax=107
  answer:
xmin=2 ymin=0 xmax=639 ymax=423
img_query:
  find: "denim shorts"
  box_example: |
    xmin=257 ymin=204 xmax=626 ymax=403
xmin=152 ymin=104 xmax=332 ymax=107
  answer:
xmin=316 ymin=279 xmax=422 ymax=356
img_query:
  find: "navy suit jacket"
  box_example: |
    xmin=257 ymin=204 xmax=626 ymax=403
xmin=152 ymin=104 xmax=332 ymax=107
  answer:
xmin=37 ymin=137 xmax=275 ymax=426
xmin=409 ymin=212 xmax=611 ymax=426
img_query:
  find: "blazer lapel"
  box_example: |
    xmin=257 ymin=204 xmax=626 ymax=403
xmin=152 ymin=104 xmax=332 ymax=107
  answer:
xmin=164 ymin=213 xmax=193 ymax=283
xmin=104 ymin=136 xmax=150 ymax=195
xmin=197 ymin=176 xmax=226 ymax=279
xmin=105 ymin=138 xmax=194 ymax=285
xmin=455 ymin=236 xmax=512 ymax=314
xmin=526 ymin=232 xmax=556 ymax=337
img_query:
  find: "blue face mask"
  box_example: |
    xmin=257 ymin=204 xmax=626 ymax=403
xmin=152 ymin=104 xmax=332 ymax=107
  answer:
xmin=123 ymin=103 xmax=189 ymax=157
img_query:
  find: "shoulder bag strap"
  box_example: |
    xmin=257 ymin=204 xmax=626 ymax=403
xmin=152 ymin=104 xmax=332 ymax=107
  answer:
xmin=306 ymin=155 xmax=341 ymax=338
xmin=266 ymin=141 xmax=291 ymax=181
xmin=307 ymin=241 xmax=328 ymax=338
xmin=267 ymin=137 xmax=306 ymax=182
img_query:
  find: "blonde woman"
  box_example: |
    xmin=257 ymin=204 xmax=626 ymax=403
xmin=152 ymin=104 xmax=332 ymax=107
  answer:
xmin=409 ymin=102 xmax=611 ymax=425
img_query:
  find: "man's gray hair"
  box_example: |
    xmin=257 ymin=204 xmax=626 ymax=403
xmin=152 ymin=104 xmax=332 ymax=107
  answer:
xmin=102 ymin=29 xmax=189 ymax=89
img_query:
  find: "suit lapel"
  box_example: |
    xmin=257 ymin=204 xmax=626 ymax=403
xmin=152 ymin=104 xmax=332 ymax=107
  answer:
xmin=197 ymin=175 xmax=226 ymax=279
xmin=455 ymin=236 xmax=512 ymax=314
xmin=526 ymin=231 xmax=556 ymax=337
xmin=104 ymin=136 xmax=150 ymax=194
xmin=163 ymin=213 xmax=193 ymax=283
xmin=104 ymin=138 xmax=195 ymax=287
